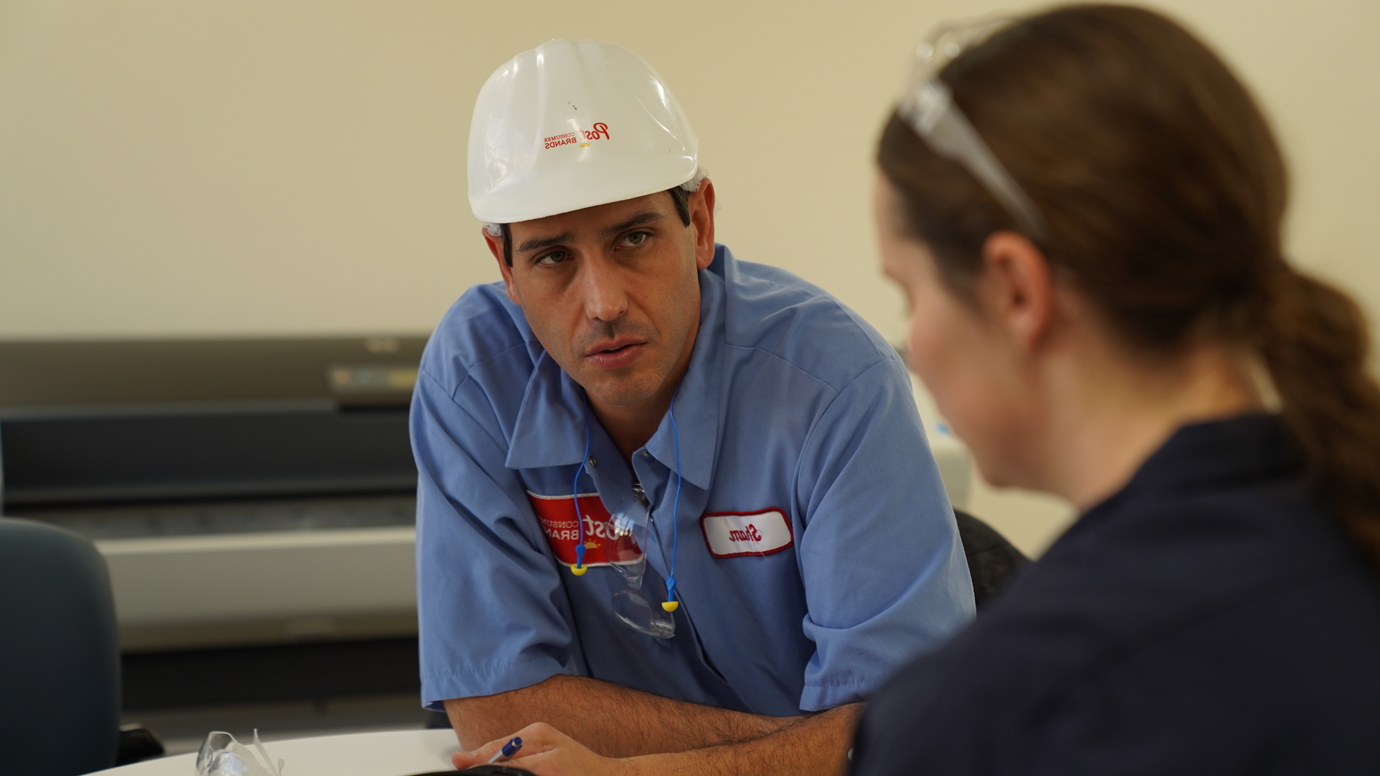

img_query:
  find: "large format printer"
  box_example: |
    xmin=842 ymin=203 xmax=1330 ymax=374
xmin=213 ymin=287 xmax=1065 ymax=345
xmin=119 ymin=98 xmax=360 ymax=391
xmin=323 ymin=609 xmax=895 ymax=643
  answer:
xmin=0 ymin=337 xmax=426 ymax=653
xmin=0 ymin=336 xmax=975 ymax=658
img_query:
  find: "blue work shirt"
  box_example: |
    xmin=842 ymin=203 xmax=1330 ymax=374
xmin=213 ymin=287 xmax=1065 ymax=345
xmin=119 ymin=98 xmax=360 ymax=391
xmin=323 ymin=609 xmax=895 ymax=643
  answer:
xmin=852 ymin=414 xmax=1380 ymax=774
xmin=413 ymin=244 xmax=974 ymax=716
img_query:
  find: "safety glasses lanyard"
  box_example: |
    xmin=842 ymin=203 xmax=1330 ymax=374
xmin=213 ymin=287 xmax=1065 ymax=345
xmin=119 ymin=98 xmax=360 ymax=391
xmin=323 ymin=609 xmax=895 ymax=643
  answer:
xmin=665 ymin=388 xmax=683 ymax=610
xmin=569 ymin=386 xmax=683 ymax=608
xmin=570 ymin=421 xmax=593 ymax=576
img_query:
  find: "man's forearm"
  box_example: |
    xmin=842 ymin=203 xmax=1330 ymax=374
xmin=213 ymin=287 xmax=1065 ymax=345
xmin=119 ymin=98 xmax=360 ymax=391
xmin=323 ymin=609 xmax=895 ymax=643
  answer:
xmin=615 ymin=702 xmax=860 ymax=776
xmin=445 ymin=674 xmax=799 ymax=755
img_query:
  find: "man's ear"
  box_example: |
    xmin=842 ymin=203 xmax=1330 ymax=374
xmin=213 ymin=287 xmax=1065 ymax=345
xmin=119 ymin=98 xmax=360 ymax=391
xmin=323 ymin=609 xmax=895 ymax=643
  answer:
xmin=688 ymin=179 xmax=716 ymax=270
xmin=483 ymin=225 xmax=521 ymax=306
xmin=977 ymin=231 xmax=1055 ymax=351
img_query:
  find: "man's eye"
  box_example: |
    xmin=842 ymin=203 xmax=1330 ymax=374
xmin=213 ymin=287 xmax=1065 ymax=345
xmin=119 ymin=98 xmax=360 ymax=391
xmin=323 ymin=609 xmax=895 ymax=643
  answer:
xmin=536 ymin=250 xmax=569 ymax=266
xmin=622 ymin=231 xmax=649 ymax=247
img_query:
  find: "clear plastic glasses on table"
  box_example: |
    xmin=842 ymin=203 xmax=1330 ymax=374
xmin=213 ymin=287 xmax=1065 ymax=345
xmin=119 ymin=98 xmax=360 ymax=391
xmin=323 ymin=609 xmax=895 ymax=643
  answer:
xmin=196 ymin=731 xmax=283 ymax=776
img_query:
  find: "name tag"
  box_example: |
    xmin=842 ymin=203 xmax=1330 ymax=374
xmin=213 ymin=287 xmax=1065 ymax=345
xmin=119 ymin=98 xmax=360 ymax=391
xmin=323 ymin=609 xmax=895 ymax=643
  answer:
xmin=701 ymin=509 xmax=793 ymax=558
xmin=528 ymin=491 xmax=644 ymax=568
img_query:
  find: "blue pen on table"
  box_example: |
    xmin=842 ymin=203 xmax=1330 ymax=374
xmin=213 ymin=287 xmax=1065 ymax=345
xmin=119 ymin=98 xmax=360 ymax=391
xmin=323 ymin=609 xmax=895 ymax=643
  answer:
xmin=487 ymin=736 xmax=523 ymax=764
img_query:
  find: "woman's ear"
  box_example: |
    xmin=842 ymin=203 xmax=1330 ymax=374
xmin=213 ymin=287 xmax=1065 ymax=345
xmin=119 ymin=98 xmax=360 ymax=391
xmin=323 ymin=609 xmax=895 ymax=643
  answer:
xmin=976 ymin=232 xmax=1056 ymax=352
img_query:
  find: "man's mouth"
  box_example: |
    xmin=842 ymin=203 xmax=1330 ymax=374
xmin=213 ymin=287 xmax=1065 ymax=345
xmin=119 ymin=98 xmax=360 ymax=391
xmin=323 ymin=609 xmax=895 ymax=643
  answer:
xmin=584 ymin=338 xmax=646 ymax=370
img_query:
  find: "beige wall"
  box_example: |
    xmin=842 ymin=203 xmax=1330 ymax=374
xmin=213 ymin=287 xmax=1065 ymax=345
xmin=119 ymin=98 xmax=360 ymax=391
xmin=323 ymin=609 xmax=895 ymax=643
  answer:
xmin=2 ymin=0 xmax=1377 ymax=553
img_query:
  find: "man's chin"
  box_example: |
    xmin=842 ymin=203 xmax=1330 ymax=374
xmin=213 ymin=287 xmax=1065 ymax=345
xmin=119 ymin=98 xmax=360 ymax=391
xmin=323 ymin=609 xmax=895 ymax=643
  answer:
xmin=579 ymin=374 xmax=662 ymax=409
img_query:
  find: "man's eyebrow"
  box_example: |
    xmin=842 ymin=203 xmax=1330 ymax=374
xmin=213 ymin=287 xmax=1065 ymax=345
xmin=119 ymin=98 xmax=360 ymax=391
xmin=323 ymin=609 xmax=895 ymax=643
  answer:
xmin=516 ymin=212 xmax=664 ymax=254
xmin=602 ymin=211 xmax=664 ymax=238
xmin=517 ymin=232 xmax=575 ymax=254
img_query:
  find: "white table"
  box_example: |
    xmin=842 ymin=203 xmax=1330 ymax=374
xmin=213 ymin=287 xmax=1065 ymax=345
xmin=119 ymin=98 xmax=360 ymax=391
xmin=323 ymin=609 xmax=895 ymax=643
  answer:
xmin=93 ymin=729 xmax=462 ymax=776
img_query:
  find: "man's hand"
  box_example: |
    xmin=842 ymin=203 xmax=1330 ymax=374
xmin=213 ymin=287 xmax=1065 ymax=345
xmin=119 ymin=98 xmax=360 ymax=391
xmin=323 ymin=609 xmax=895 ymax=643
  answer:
xmin=452 ymin=723 xmax=625 ymax=776
xmin=449 ymin=703 xmax=861 ymax=776
xmin=445 ymin=675 xmax=797 ymax=755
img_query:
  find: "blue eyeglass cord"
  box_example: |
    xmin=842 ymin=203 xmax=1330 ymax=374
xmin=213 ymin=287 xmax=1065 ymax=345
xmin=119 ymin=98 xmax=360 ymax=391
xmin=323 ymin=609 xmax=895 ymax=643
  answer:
xmin=665 ymin=389 xmax=683 ymax=606
xmin=571 ymin=420 xmax=591 ymax=572
xmin=569 ymin=387 xmax=683 ymax=607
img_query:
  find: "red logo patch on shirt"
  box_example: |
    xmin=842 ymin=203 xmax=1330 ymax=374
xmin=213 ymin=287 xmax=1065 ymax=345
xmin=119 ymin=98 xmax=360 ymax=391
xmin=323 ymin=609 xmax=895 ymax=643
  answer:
xmin=700 ymin=509 xmax=794 ymax=559
xmin=528 ymin=491 xmax=644 ymax=568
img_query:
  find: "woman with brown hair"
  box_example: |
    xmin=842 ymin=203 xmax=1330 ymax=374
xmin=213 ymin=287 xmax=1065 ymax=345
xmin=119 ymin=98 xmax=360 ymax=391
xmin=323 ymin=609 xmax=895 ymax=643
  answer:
xmin=854 ymin=4 xmax=1380 ymax=773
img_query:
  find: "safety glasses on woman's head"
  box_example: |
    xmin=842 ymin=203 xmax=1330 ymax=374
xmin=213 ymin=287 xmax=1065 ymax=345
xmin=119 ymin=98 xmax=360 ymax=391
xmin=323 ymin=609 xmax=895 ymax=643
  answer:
xmin=898 ymin=16 xmax=1049 ymax=241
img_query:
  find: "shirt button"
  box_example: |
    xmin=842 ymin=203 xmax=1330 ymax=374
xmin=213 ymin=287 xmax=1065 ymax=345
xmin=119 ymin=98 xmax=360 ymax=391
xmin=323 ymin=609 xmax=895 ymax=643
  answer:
xmin=641 ymin=451 xmax=651 ymax=458
xmin=587 ymin=456 xmax=598 ymax=468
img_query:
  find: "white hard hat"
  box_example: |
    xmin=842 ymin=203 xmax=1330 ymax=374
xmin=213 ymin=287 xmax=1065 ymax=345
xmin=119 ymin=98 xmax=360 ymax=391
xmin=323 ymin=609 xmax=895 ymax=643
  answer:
xmin=468 ymin=39 xmax=700 ymax=225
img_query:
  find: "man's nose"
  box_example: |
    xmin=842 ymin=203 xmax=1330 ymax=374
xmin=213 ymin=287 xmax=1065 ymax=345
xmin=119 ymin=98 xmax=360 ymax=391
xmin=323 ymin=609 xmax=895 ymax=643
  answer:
xmin=578 ymin=255 xmax=629 ymax=323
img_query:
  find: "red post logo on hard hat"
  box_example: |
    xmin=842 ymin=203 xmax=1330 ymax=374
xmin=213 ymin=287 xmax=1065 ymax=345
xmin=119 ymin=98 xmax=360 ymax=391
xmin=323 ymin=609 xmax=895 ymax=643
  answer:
xmin=544 ymin=123 xmax=610 ymax=150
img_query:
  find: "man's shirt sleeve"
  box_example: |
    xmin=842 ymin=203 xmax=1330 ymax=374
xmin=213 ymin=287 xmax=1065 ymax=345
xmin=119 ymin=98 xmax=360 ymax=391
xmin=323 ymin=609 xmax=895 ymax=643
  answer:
xmin=412 ymin=366 xmax=580 ymax=711
xmin=794 ymin=356 xmax=976 ymax=711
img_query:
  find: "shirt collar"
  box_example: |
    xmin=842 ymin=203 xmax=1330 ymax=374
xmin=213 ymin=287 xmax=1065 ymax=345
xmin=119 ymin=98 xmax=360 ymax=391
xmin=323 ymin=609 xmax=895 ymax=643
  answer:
xmin=504 ymin=350 xmax=590 ymax=470
xmin=1074 ymin=412 xmax=1297 ymax=529
xmin=641 ymin=259 xmax=725 ymax=490
xmin=1125 ymin=412 xmax=1295 ymax=492
xmin=505 ymin=246 xmax=729 ymax=488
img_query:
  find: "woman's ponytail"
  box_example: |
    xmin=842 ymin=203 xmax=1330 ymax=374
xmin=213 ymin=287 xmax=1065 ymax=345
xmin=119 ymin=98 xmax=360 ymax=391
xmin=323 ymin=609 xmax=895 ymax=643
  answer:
xmin=876 ymin=6 xmax=1380 ymax=578
xmin=1258 ymin=268 xmax=1380 ymax=570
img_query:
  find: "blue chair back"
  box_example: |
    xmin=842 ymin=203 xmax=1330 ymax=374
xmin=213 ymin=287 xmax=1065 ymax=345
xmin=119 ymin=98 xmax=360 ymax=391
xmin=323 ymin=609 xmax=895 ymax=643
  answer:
xmin=0 ymin=518 xmax=120 ymax=776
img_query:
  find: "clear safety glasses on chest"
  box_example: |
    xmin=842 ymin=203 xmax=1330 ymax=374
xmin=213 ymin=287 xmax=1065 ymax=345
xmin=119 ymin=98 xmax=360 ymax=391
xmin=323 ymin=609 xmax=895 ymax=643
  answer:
xmin=567 ymin=387 xmax=685 ymax=640
xmin=575 ymin=483 xmax=677 ymax=639
xmin=898 ymin=17 xmax=1048 ymax=241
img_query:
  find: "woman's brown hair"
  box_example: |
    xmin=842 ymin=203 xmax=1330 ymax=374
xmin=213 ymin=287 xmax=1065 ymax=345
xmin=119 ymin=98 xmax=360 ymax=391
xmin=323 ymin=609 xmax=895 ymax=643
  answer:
xmin=878 ymin=4 xmax=1380 ymax=572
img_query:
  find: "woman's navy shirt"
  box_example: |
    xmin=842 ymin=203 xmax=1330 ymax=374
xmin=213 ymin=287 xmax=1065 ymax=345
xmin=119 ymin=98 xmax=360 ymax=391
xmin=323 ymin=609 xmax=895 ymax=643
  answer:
xmin=852 ymin=414 xmax=1380 ymax=774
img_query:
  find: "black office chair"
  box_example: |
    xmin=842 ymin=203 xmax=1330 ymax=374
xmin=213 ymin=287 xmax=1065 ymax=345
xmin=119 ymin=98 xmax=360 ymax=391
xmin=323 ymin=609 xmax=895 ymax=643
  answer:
xmin=953 ymin=509 xmax=1030 ymax=609
xmin=0 ymin=518 xmax=162 ymax=776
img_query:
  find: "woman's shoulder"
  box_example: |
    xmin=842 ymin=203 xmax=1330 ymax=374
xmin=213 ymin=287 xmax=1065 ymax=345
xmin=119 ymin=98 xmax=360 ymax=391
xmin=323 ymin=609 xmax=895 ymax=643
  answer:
xmin=854 ymin=541 xmax=1380 ymax=775
xmin=851 ymin=424 xmax=1380 ymax=774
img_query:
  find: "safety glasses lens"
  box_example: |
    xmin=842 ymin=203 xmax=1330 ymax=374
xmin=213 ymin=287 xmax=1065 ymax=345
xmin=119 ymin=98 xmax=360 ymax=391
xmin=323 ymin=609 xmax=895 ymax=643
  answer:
xmin=613 ymin=586 xmax=676 ymax=638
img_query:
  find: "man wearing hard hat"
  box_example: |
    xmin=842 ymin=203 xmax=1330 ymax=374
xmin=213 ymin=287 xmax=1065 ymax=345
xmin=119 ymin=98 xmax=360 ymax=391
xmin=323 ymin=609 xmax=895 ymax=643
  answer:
xmin=412 ymin=40 xmax=973 ymax=775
